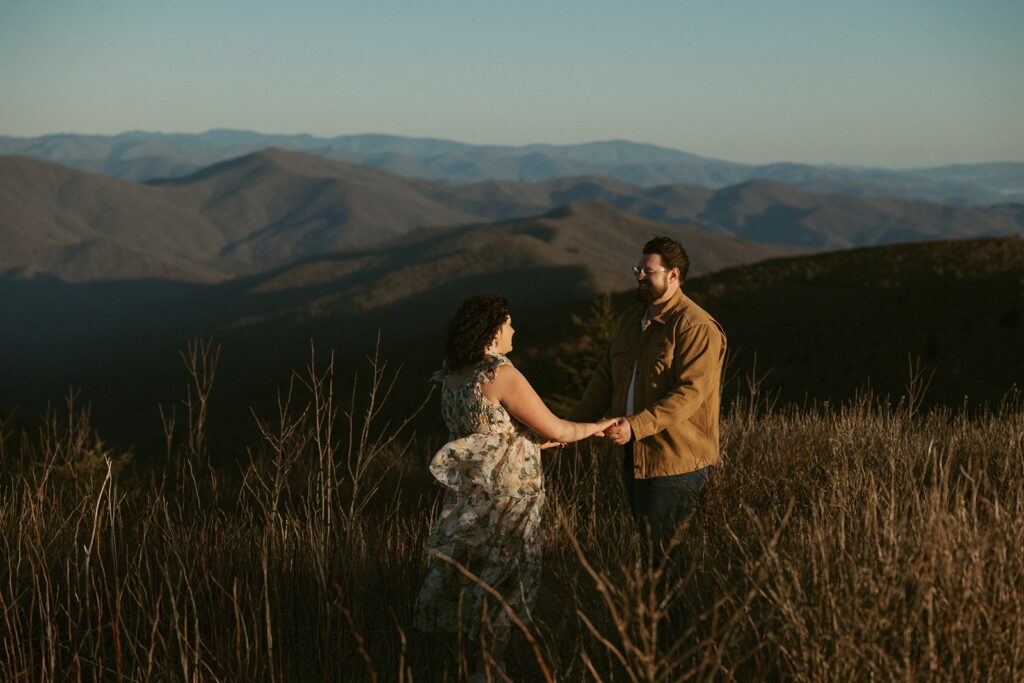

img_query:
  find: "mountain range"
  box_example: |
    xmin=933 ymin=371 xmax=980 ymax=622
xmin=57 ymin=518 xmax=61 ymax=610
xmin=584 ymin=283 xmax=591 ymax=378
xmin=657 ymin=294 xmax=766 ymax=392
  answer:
xmin=0 ymin=199 xmax=785 ymax=366
xmin=2 ymin=142 xmax=1021 ymax=453
xmin=2 ymin=233 xmax=1019 ymax=455
xmin=3 ymin=149 xmax=1022 ymax=283
xmin=2 ymin=129 xmax=1023 ymax=205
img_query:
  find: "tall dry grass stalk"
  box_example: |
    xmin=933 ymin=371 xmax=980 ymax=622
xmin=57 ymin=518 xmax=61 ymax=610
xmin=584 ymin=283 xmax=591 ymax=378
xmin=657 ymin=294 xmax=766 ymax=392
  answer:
xmin=0 ymin=344 xmax=1021 ymax=680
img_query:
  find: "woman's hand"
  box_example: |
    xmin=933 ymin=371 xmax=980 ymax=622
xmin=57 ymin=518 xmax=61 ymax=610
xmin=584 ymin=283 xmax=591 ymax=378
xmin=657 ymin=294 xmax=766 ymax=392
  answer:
xmin=593 ymin=417 xmax=617 ymax=438
xmin=540 ymin=441 xmax=565 ymax=449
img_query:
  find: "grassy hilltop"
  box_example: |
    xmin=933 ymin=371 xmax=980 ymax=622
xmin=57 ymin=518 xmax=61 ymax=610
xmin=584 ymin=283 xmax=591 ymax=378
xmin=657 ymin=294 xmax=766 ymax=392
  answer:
xmin=0 ymin=350 xmax=1021 ymax=679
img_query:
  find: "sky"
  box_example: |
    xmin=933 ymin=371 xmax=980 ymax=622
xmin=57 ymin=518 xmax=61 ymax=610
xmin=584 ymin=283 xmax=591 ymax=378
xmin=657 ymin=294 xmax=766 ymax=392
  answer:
xmin=1 ymin=0 xmax=1021 ymax=167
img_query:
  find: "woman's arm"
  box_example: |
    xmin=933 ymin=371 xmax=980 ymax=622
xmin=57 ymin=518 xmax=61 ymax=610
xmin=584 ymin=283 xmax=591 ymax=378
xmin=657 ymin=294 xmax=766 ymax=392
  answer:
xmin=482 ymin=365 xmax=614 ymax=443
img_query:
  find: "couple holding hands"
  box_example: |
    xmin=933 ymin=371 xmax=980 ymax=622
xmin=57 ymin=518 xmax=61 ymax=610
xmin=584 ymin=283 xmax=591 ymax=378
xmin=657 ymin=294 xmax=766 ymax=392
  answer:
xmin=414 ymin=236 xmax=727 ymax=674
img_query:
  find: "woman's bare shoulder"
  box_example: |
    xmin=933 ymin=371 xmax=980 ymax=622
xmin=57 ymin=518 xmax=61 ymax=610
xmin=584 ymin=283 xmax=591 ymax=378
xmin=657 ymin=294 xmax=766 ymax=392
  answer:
xmin=493 ymin=363 xmax=537 ymax=398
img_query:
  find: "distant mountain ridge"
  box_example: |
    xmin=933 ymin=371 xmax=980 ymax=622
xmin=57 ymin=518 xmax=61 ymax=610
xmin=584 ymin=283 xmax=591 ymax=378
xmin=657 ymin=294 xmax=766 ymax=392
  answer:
xmin=227 ymin=200 xmax=788 ymax=326
xmin=2 ymin=129 xmax=1023 ymax=205
xmin=2 ymin=150 xmax=1022 ymax=282
xmin=0 ymin=195 xmax=789 ymax=358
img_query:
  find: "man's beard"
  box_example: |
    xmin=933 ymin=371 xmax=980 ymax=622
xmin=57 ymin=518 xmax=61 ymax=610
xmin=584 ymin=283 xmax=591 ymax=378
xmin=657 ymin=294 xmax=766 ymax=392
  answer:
xmin=636 ymin=282 xmax=663 ymax=303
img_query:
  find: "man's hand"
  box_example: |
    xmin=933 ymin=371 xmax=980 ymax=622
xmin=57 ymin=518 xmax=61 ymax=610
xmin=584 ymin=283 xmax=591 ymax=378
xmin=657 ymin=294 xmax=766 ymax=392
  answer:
xmin=604 ymin=417 xmax=632 ymax=445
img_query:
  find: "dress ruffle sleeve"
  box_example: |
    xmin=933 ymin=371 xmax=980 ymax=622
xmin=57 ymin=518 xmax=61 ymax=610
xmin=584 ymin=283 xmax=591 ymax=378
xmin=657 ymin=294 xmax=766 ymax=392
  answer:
xmin=429 ymin=433 xmax=541 ymax=499
xmin=427 ymin=353 xmax=542 ymax=499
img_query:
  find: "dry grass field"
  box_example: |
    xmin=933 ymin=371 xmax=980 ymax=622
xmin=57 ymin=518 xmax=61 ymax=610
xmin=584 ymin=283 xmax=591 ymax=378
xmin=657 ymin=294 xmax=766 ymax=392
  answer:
xmin=1 ymin=342 xmax=1022 ymax=681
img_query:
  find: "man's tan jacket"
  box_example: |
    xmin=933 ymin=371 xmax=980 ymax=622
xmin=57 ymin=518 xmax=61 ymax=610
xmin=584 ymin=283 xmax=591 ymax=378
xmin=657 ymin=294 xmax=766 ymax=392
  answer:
xmin=572 ymin=289 xmax=727 ymax=478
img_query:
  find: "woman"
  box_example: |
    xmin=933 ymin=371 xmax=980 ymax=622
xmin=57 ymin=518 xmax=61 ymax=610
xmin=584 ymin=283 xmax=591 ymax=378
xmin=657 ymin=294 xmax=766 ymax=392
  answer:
xmin=413 ymin=293 xmax=614 ymax=674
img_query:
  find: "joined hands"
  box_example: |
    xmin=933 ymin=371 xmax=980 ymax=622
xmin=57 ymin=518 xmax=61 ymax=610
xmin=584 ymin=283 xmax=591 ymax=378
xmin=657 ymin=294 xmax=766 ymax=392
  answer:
xmin=603 ymin=417 xmax=632 ymax=445
xmin=541 ymin=417 xmax=631 ymax=449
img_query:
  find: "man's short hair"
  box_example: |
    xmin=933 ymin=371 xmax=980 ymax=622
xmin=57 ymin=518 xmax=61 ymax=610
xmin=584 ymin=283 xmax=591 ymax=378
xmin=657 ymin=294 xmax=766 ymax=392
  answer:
xmin=643 ymin=236 xmax=689 ymax=281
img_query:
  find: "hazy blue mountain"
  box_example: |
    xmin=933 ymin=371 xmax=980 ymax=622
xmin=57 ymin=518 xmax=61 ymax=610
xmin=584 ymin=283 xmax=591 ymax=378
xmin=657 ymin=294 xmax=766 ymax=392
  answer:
xmin=902 ymin=163 xmax=1024 ymax=196
xmin=694 ymin=179 xmax=1024 ymax=248
xmin=2 ymin=130 xmax=1022 ymax=204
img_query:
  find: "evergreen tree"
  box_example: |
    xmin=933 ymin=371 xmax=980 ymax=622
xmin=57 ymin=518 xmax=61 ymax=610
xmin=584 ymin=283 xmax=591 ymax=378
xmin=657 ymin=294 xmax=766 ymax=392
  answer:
xmin=549 ymin=293 xmax=617 ymax=414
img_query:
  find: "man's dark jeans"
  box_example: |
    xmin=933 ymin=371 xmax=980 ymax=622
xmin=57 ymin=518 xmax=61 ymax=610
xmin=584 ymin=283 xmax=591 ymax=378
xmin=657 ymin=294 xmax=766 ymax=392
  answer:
xmin=623 ymin=443 xmax=708 ymax=556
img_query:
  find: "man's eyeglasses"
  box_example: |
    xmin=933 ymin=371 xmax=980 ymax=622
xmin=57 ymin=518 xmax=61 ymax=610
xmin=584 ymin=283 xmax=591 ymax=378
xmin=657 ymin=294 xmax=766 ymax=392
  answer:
xmin=633 ymin=266 xmax=668 ymax=278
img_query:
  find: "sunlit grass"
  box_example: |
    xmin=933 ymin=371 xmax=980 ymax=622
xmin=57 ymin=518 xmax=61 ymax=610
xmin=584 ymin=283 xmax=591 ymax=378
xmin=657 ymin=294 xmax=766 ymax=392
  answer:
xmin=1 ymin=345 xmax=1021 ymax=681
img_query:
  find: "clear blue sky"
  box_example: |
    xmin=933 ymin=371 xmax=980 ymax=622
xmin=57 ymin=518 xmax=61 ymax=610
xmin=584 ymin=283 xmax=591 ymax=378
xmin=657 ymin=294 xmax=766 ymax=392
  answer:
xmin=1 ymin=0 xmax=1021 ymax=167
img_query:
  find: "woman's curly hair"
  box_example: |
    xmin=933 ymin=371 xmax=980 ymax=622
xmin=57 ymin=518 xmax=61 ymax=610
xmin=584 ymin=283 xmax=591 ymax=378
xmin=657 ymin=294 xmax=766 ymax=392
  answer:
xmin=445 ymin=293 xmax=511 ymax=372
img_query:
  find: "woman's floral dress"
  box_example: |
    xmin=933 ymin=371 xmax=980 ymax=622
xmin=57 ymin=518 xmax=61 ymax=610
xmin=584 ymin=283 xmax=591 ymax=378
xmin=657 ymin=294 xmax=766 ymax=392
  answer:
xmin=413 ymin=353 xmax=545 ymax=639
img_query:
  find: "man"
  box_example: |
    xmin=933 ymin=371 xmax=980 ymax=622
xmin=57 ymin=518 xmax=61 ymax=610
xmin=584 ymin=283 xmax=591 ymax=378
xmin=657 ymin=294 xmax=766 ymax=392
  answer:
xmin=571 ymin=236 xmax=727 ymax=552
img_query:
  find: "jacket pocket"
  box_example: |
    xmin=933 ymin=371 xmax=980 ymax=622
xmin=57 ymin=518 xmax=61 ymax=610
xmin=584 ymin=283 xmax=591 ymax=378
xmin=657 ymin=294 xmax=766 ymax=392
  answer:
xmin=650 ymin=342 xmax=674 ymax=392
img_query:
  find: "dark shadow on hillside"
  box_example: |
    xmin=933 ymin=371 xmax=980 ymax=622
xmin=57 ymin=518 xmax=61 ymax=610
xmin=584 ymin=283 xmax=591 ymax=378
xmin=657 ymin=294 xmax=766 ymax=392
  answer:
xmin=0 ymin=273 xmax=207 ymax=363
xmin=0 ymin=262 xmax=596 ymax=460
